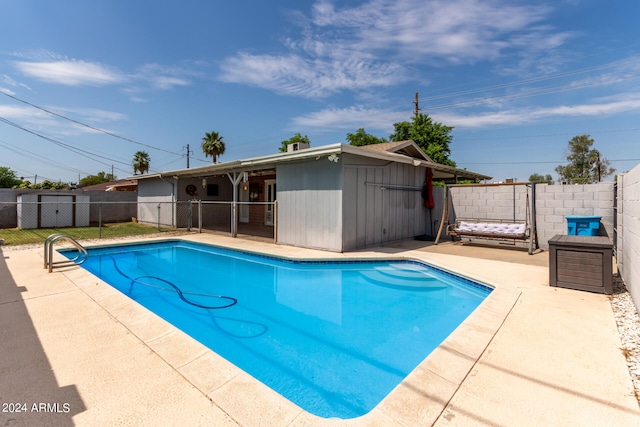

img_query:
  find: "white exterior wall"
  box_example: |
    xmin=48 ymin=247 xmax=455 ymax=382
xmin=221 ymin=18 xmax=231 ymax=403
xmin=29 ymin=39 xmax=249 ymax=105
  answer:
xmin=75 ymin=195 xmax=90 ymax=227
xmin=617 ymin=166 xmax=640 ymax=315
xmin=16 ymin=194 xmax=38 ymax=229
xmin=276 ymin=159 xmax=343 ymax=252
xmin=136 ymin=178 xmax=177 ymax=227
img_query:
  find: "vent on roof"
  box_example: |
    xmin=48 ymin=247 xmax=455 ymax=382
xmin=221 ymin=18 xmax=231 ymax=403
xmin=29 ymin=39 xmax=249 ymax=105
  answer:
xmin=287 ymin=142 xmax=310 ymax=152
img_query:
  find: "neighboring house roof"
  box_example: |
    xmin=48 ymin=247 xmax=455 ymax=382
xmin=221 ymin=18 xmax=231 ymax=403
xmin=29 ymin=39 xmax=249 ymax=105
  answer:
xmin=82 ymin=179 xmax=137 ymax=191
xmin=130 ymin=142 xmax=491 ymax=182
xmin=359 ymin=140 xmax=433 ymax=162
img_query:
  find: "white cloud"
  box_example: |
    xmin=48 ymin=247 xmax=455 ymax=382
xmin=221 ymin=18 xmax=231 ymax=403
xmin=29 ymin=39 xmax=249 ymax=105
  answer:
xmin=55 ymin=107 xmax=126 ymax=123
xmin=290 ymin=91 xmax=640 ymax=132
xmin=0 ymin=103 xmax=126 ymax=137
xmin=436 ymin=93 xmax=640 ymax=128
xmin=10 ymin=52 xmax=198 ymax=95
xmin=2 ymin=74 xmax=31 ymax=92
xmin=13 ymin=59 xmax=124 ymax=86
xmin=134 ymin=64 xmax=194 ymax=90
xmin=0 ymin=87 xmax=16 ymax=96
xmin=291 ymin=105 xmax=408 ymax=131
xmin=220 ymin=52 xmax=406 ymax=98
xmin=220 ymin=0 xmax=567 ymax=97
xmin=0 ymin=104 xmax=49 ymax=121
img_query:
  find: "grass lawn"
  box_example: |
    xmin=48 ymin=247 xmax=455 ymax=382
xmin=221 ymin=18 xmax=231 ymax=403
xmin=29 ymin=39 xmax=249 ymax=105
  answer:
xmin=0 ymin=222 xmax=175 ymax=246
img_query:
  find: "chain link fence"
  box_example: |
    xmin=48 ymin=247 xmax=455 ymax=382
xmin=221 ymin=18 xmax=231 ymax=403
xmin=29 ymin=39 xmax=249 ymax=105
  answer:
xmin=0 ymin=200 xmax=275 ymax=246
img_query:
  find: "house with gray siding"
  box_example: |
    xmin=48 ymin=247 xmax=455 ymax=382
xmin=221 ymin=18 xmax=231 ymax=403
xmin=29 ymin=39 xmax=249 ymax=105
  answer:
xmin=132 ymin=141 xmax=490 ymax=252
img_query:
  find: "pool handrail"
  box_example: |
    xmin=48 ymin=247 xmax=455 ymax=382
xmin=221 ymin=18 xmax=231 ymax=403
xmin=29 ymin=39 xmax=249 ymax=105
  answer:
xmin=44 ymin=234 xmax=88 ymax=273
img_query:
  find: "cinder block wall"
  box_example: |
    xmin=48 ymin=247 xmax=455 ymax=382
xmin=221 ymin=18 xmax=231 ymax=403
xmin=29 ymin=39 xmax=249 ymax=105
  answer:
xmin=449 ymin=184 xmax=529 ymax=222
xmin=617 ymin=166 xmax=640 ymax=316
xmin=535 ymin=183 xmax=614 ymax=245
xmin=448 ymin=182 xmax=615 ymax=249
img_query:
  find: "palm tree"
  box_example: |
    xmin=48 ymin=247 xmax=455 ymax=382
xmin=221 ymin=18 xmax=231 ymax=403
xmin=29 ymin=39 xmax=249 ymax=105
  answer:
xmin=201 ymin=131 xmax=226 ymax=163
xmin=132 ymin=151 xmax=151 ymax=174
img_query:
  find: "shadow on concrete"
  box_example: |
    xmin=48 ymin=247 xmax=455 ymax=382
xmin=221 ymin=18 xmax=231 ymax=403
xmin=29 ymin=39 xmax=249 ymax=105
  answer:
xmin=0 ymin=248 xmax=85 ymax=426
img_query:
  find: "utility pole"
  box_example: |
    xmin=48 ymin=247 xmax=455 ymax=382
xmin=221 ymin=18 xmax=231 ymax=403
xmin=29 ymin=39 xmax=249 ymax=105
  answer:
xmin=414 ymin=92 xmax=421 ymax=118
xmin=184 ymin=144 xmax=193 ymax=168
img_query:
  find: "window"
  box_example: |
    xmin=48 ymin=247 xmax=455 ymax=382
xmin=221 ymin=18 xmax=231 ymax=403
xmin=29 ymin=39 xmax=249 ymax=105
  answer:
xmin=206 ymin=184 xmax=219 ymax=197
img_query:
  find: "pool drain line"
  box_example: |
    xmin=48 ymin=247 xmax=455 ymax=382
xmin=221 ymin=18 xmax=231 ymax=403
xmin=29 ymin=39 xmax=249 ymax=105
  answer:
xmin=109 ymin=256 xmax=237 ymax=309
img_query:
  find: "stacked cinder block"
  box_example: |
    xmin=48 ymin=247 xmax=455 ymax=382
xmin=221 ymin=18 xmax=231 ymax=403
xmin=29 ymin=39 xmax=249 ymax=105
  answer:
xmin=535 ymin=183 xmax=614 ymax=246
xmin=617 ymin=167 xmax=640 ymax=311
xmin=449 ymin=182 xmax=615 ymax=248
xmin=450 ymin=185 xmax=530 ymax=221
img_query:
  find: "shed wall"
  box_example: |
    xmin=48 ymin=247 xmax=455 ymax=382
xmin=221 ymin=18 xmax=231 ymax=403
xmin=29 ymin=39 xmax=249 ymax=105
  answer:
xmin=276 ymin=160 xmax=343 ymax=252
xmin=137 ymin=178 xmax=176 ymax=226
xmin=342 ymin=154 xmax=427 ymax=251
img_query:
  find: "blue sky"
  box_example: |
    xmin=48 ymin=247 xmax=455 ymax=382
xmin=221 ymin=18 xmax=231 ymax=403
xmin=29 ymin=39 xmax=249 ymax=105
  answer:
xmin=1 ymin=0 xmax=639 ymax=184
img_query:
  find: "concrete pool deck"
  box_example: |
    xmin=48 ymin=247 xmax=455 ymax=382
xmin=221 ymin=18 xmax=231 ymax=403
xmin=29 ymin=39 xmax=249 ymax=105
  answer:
xmin=1 ymin=233 xmax=639 ymax=426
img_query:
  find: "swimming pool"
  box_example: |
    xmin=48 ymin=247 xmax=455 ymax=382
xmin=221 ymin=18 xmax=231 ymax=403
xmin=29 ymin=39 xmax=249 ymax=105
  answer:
xmin=64 ymin=239 xmax=491 ymax=419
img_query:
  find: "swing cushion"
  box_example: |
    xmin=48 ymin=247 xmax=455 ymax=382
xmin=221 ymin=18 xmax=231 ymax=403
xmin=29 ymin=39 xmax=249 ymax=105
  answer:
xmin=454 ymin=221 xmax=527 ymax=238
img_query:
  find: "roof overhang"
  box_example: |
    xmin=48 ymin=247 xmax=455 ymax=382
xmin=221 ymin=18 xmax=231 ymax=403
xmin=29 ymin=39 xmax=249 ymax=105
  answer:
xmin=129 ymin=142 xmax=491 ymax=182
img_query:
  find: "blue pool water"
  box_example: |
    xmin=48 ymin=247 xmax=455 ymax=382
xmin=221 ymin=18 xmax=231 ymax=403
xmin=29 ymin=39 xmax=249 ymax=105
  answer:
xmin=64 ymin=240 xmax=491 ymax=419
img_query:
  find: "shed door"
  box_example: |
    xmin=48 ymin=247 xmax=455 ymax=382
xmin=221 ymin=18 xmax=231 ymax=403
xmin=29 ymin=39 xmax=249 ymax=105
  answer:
xmin=40 ymin=195 xmax=74 ymax=228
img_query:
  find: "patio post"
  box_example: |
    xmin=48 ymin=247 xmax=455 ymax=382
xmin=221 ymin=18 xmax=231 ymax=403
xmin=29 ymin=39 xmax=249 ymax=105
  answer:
xmin=227 ymin=171 xmax=244 ymax=237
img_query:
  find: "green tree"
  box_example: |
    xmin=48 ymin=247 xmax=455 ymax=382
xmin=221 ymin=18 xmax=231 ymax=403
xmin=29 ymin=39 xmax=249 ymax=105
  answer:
xmin=33 ymin=180 xmax=69 ymax=190
xmin=279 ymin=133 xmax=310 ymax=152
xmin=346 ymin=128 xmax=387 ymax=146
xmin=80 ymin=171 xmax=116 ymax=187
xmin=528 ymin=173 xmax=554 ymax=184
xmin=555 ymin=135 xmax=615 ymax=184
xmin=132 ymin=151 xmax=151 ymax=174
xmin=201 ymin=131 xmax=226 ymax=163
xmin=0 ymin=166 xmax=22 ymax=188
xmin=389 ymin=113 xmax=455 ymax=166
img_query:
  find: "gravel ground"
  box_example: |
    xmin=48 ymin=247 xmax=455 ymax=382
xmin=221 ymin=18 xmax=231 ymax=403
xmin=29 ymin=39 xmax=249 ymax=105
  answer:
xmin=610 ymin=275 xmax=640 ymax=403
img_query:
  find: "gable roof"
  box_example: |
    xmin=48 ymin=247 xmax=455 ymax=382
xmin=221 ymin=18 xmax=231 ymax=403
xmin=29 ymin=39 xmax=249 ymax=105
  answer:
xmin=359 ymin=140 xmax=433 ymax=162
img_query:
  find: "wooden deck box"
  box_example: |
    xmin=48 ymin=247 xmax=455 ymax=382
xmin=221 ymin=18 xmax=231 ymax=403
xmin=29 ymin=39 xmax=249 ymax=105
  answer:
xmin=549 ymin=235 xmax=613 ymax=294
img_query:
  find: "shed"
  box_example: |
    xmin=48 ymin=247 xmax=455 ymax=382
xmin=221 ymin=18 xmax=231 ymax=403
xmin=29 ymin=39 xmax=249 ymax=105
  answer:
xmin=132 ymin=142 xmax=491 ymax=252
xmin=17 ymin=193 xmax=90 ymax=229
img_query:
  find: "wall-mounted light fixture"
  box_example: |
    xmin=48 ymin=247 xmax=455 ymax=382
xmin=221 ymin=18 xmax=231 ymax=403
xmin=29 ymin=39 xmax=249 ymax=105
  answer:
xmin=202 ymin=178 xmax=207 ymax=188
xmin=328 ymin=153 xmax=340 ymax=163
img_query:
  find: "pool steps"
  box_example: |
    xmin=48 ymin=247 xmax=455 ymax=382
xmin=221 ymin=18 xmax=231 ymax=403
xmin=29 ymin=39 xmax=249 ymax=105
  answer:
xmin=360 ymin=266 xmax=447 ymax=290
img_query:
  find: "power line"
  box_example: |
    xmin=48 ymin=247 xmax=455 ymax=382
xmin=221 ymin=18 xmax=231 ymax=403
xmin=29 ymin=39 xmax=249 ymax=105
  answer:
xmin=0 ymin=138 xmax=91 ymax=177
xmin=461 ymin=158 xmax=640 ymax=165
xmin=1 ymin=91 xmax=184 ymax=157
xmin=423 ymin=57 xmax=639 ymax=102
xmin=455 ymin=128 xmax=640 ymax=141
xmin=0 ymin=116 xmax=133 ymax=175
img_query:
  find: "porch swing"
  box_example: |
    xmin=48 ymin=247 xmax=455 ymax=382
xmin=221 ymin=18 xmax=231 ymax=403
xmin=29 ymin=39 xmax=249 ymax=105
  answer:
xmin=434 ymin=182 xmax=539 ymax=255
